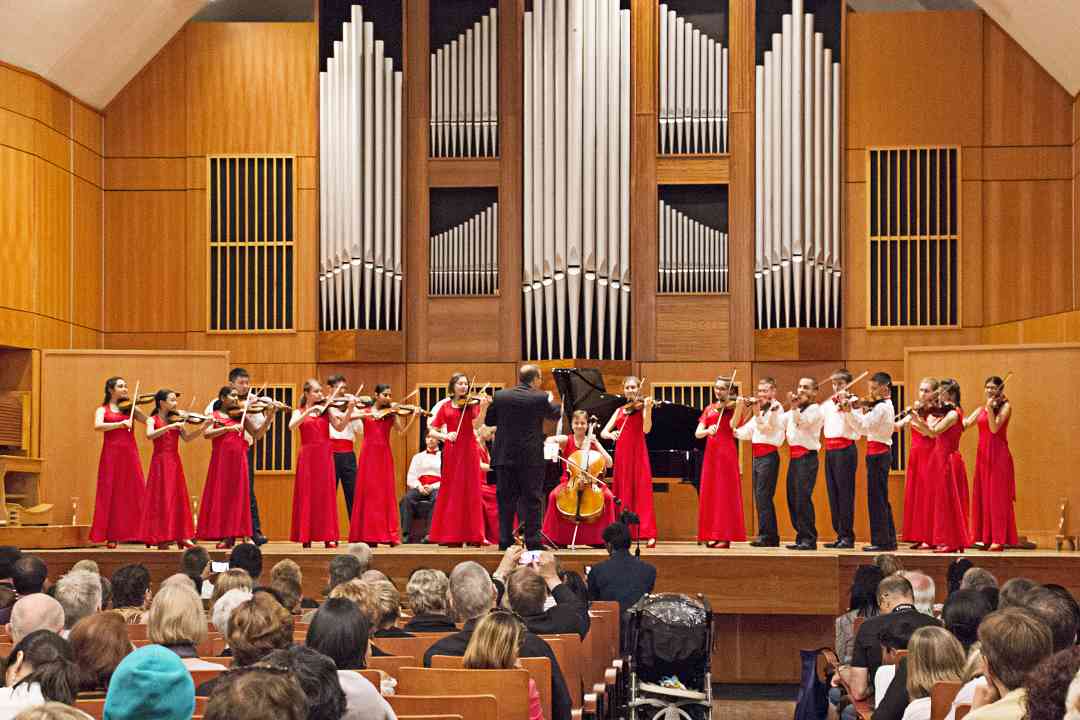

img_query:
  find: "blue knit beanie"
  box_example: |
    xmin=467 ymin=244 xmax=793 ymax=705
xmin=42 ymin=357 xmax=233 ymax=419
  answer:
xmin=103 ymin=645 xmax=195 ymax=720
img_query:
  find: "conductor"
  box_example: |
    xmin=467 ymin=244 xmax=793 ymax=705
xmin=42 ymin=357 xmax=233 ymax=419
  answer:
xmin=485 ymin=364 xmax=562 ymax=550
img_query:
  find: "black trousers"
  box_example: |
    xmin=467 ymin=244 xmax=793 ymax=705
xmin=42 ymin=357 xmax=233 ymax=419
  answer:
xmin=786 ymin=451 xmax=819 ymax=546
xmin=246 ymin=446 xmax=262 ymax=535
xmin=398 ymin=488 xmax=438 ymax=542
xmin=752 ymin=451 xmax=781 ymax=543
xmin=825 ymin=443 xmax=857 ymax=543
xmin=332 ymin=451 xmax=357 ymax=517
xmin=496 ymin=464 xmax=544 ymax=550
xmin=866 ymin=452 xmax=897 ymax=547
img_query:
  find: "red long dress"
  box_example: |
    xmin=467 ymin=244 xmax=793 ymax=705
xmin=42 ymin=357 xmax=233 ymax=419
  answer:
xmin=971 ymin=408 xmax=1017 ymax=546
xmin=139 ymin=415 xmax=194 ymax=544
xmin=428 ymin=402 xmax=486 ymax=544
xmin=542 ymin=435 xmax=617 ymax=546
xmin=696 ymin=405 xmax=746 ymax=543
xmin=610 ymin=407 xmax=657 ymax=540
xmin=348 ymin=415 xmax=399 ymax=544
xmin=902 ymin=424 xmax=934 ymax=543
xmin=929 ymin=410 xmax=970 ymax=549
xmin=196 ymin=413 xmax=252 ymax=540
xmin=479 ymin=444 xmax=500 ymax=545
xmin=291 ymin=413 xmax=340 ymax=543
xmin=90 ymin=405 xmax=147 ymax=543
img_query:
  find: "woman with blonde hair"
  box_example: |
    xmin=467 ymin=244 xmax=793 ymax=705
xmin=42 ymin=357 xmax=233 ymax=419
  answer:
xmin=147 ymin=583 xmax=226 ymax=670
xmin=209 ymin=568 xmax=253 ymax=608
xmin=901 ymin=626 xmax=966 ymax=720
xmin=463 ymin=611 xmax=544 ymax=720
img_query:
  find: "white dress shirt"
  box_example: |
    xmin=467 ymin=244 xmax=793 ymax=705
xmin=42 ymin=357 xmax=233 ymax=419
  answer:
xmin=783 ymin=403 xmax=824 ymax=451
xmin=844 ymin=399 xmax=896 ymax=447
xmin=822 ymin=398 xmax=860 ymax=441
xmin=406 ymin=449 xmax=442 ymax=491
xmin=329 ymin=408 xmax=363 ymax=442
xmin=732 ymin=401 xmax=786 ymax=447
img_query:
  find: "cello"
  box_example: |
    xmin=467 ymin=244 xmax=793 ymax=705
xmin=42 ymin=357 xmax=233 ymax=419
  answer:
xmin=555 ymin=416 xmax=608 ymax=525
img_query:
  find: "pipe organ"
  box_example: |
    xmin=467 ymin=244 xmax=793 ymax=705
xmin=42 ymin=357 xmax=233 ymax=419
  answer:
xmin=430 ymin=6 xmax=498 ymax=158
xmin=658 ymin=3 xmax=729 ymax=154
xmin=429 ymin=201 xmax=499 ymax=297
xmin=523 ymin=0 xmax=632 ymax=360
xmin=658 ymin=197 xmax=729 ymax=294
xmin=319 ymin=3 xmax=403 ymax=331
xmin=754 ymin=0 xmax=842 ymax=329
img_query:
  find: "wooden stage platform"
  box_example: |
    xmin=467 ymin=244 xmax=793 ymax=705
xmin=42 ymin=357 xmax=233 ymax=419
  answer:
xmin=33 ymin=541 xmax=1080 ymax=684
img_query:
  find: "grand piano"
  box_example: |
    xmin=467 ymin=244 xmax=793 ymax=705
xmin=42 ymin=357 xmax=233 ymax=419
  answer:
xmin=550 ymin=368 xmax=705 ymax=492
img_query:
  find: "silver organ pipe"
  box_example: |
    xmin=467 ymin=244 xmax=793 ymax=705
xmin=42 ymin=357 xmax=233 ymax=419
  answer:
xmin=428 ymin=202 xmax=500 ymax=297
xmin=319 ymin=4 xmax=403 ymax=331
xmin=524 ymin=0 xmax=630 ymax=360
xmin=755 ymin=2 xmax=841 ymax=328
xmin=658 ymin=5 xmax=729 ymax=155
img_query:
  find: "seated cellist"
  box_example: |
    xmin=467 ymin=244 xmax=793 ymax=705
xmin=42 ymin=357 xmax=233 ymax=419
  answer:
xmin=541 ymin=410 xmax=618 ymax=548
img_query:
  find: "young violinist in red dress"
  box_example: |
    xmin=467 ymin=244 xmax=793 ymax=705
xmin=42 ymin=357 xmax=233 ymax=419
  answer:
xmin=197 ymin=386 xmax=277 ymax=549
xmin=963 ymin=376 xmax=1017 ymax=551
xmin=695 ymin=377 xmax=748 ymax=549
xmin=289 ymin=379 xmax=359 ymax=548
xmin=348 ymin=384 xmax=419 ymax=546
xmin=91 ymin=377 xmax=149 ymax=549
xmin=910 ymin=379 xmax=969 ymax=553
xmin=542 ymin=410 xmax=616 ymax=547
xmin=477 ymin=425 xmax=500 ymax=545
xmin=601 ymin=376 xmax=658 ymax=548
xmin=426 ymin=373 xmax=490 ymax=545
xmin=140 ymin=389 xmax=206 ymax=550
xmin=895 ymin=377 xmax=940 ymax=549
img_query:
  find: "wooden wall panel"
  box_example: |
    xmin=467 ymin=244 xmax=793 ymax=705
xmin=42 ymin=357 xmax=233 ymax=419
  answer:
xmin=104 ymin=33 xmax=187 ymax=158
xmin=906 ymin=344 xmax=1080 ymax=546
xmin=847 ymin=12 xmax=983 ymax=149
xmin=655 ymin=296 xmax=731 ymax=360
xmin=104 ymin=158 xmax=187 ymax=190
xmin=0 ymin=147 xmax=36 ymax=316
xmin=0 ymin=65 xmax=40 ymax=120
xmin=0 ymin=106 xmax=36 ymax=154
xmin=296 ymin=189 xmax=319 ymax=333
xmin=185 ymin=23 xmax=317 ymax=155
xmin=104 ymin=191 xmax=187 ymax=333
xmin=73 ymin=178 xmax=104 ymax=331
xmin=72 ymin=143 xmax=103 ymax=188
xmin=35 ymin=159 xmax=73 ymax=326
xmin=34 ymin=82 xmax=71 ymax=137
xmin=72 ymin=102 xmax=103 ymax=155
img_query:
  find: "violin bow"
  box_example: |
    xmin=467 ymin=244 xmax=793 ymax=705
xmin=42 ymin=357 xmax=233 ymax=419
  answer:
xmin=712 ymin=368 xmax=738 ymax=429
xmin=452 ymin=376 xmax=479 ymax=438
xmin=238 ymin=382 xmax=265 ymax=433
xmin=617 ymin=376 xmax=649 ymax=436
xmin=128 ymin=381 xmax=140 ymax=432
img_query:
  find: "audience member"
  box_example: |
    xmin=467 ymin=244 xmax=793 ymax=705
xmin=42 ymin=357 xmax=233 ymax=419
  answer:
xmin=899 ymin=626 xmax=966 ymax=720
xmin=505 ymin=551 xmax=588 ymax=638
xmin=98 ymin=577 xmax=112 ymax=612
xmin=148 ymin=583 xmax=225 ymax=670
xmin=960 ymin=567 xmax=998 ymax=592
xmin=159 ymin=573 xmax=196 ymax=592
xmin=1042 ymin=584 xmax=1080 ymax=640
xmin=942 ymin=589 xmax=993 ymax=651
xmin=327 ymin=556 xmax=362 ymax=596
xmin=0 ymin=631 xmax=80 ymax=715
xmin=346 ymin=543 xmax=373 ymax=574
xmin=53 ymin=571 xmax=102 ymax=632
xmin=557 ymin=570 xmax=589 ymax=609
xmin=203 ymin=667 xmax=307 ymax=720
xmin=307 ymin=598 xmax=371 ymax=670
xmin=836 ymin=565 xmax=884 ymax=665
xmin=228 ymin=543 xmax=263 ymax=582
xmin=1066 ymin=667 xmax=1080 ymax=720
xmin=209 ymin=569 xmax=253 ymax=608
xmin=109 ymin=565 xmax=150 ymax=624
xmin=869 ymin=618 xmax=924 ymax=720
xmin=70 ymin=561 xmax=98 ymax=576
xmin=900 ymin=571 xmax=935 ymax=616
xmin=835 ymin=574 xmax=940 ymax=703
xmin=463 ymin=611 xmax=544 ymax=720
xmin=997 ymin=577 xmax=1037 ymax=610
xmin=361 ymin=570 xmax=390 ymax=585
xmin=198 ymin=593 xmax=294 ymax=696
xmin=11 ymin=558 xmax=47 ymax=597
xmin=270 ymin=559 xmax=301 ymax=585
xmin=210 ymin=588 xmax=253 ymax=648
xmin=874 ymin=554 xmax=904 ymax=578
xmin=12 ymin=702 xmax=93 ymax=719
xmin=366 ymin=581 xmax=409 ymax=639
xmin=423 ymin=560 xmax=571 ymax=720
xmin=965 ymin=609 xmax=1053 ymax=720
xmin=946 ymin=558 xmax=974 ymax=596
xmin=101 ymin=645 xmax=195 ymax=720
xmin=68 ymin=611 xmax=130 ymax=692
xmin=0 ymin=589 xmax=14 ymax=629
xmin=586 ymin=522 xmax=656 ymax=612
xmin=1024 ymin=585 xmax=1080 ymax=652
xmin=271 ymin=577 xmax=303 ymax=614
xmin=1023 ymin=647 xmax=1080 ymax=720
xmin=259 ymin=646 xmax=347 ymax=720
xmin=6 ymin=595 xmax=64 ymax=644
xmin=180 ymin=545 xmax=212 ymax=599
xmin=0 ymin=548 xmax=21 ymax=587
xmin=403 ymin=569 xmax=455 ymax=632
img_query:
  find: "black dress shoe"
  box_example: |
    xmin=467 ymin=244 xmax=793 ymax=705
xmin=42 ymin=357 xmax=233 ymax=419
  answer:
xmin=786 ymin=543 xmax=816 ymax=550
xmin=862 ymin=544 xmax=897 ymax=552
xmin=823 ymin=540 xmax=842 ymax=548
xmin=251 ymin=533 xmax=268 ymax=546
xmin=834 ymin=539 xmax=855 ymax=549
xmin=750 ymin=539 xmax=780 ymax=547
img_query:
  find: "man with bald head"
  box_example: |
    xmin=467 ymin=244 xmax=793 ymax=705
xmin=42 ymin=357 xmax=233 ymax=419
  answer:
xmin=7 ymin=594 xmax=65 ymax=642
xmin=484 ymin=364 xmax=562 ymax=550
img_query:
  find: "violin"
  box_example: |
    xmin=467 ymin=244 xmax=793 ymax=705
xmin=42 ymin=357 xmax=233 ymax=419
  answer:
xmin=555 ymin=418 xmax=608 ymax=524
xmin=360 ymin=403 xmax=431 ymax=420
xmin=165 ymin=409 xmax=210 ymax=425
xmin=115 ymin=394 xmax=155 ymax=412
xmin=987 ymin=372 xmax=1011 ymax=414
xmin=718 ymin=396 xmax=758 ymax=410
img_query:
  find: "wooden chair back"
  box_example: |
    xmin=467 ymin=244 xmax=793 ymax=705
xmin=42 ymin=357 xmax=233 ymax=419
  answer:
xmin=543 ymin=632 xmax=584 ymax=705
xmin=955 ymin=705 xmax=971 ymax=720
xmin=198 ymin=632 xmax=225 ymax=656
xmin=351 ymin=668 xmax=383 ymax=687
xmin=396 ymin=667 xmax=530 ymax=720
xmin=126 ymin=624 xmax=148 ymax=640
xmin=189 ymin=668 xmax=225 ymax=687
xmin=199 ymin=656 xmax=234 ymax=667
xmin=388 ymin=694 xmax=497 ymax=720
xmin=930 ymin=680 xmax=963 ymax=720
xmin=366 ymin=654 xmax=417 ymax=678
xmin=371 ymin=634 xmax=448 ymax=659
xmin=74 ymin=699 xmax=105 ymax=719
xmin=431 ymin=655 xmax=552 ymax=720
